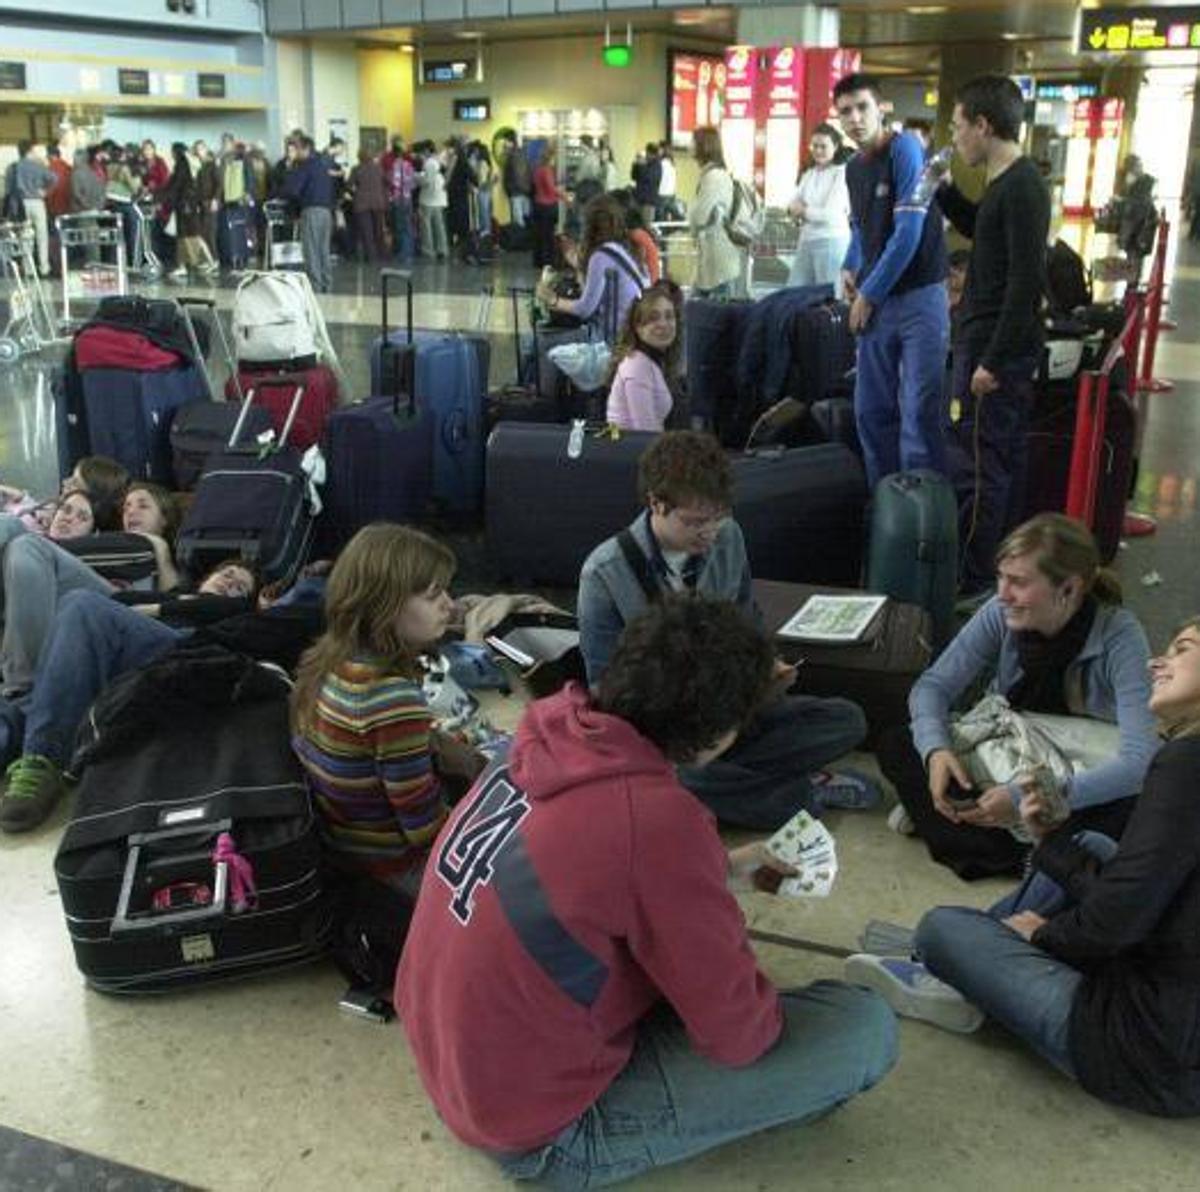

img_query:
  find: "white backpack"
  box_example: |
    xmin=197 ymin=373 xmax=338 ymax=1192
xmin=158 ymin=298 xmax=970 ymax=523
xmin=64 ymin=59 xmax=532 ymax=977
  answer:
xmin=232 ymin=272 xmax=319 ymax=363
xmin=724 ymin=176 xmax=764 ymax=248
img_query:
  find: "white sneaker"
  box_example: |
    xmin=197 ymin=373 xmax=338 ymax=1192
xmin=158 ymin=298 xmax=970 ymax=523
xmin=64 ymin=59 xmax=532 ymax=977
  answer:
xmin=887 ymin=804 xmax=915 ymax=836
xmin=844 ymin=954 xmax=984 ymax=1034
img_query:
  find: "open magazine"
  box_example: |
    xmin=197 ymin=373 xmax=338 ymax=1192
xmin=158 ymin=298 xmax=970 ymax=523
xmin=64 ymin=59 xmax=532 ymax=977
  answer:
xmin=777 ymin=593 xmax=888 ymax=644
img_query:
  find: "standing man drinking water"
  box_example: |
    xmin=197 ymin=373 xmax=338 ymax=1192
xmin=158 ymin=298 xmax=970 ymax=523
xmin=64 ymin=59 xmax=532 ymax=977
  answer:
xmin=937 ymin=75 xmax=1051 ymax=598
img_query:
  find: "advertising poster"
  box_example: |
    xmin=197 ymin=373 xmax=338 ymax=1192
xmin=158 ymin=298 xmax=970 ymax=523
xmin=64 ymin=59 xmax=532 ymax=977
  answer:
xmin=723 ymin=45 xmax=759 ymax=121
xmin=669 ymin=52 xmax=726 ymax=149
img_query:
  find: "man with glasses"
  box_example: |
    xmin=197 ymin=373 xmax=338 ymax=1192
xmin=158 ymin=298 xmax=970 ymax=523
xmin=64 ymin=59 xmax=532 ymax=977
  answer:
xmin=577 ymin=431 xmax=878 ymax=828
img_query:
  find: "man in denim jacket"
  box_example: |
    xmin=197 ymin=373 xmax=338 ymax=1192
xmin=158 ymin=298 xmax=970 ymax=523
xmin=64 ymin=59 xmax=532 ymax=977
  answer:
xmin=577 ymin=431 xmax=875 ymax=829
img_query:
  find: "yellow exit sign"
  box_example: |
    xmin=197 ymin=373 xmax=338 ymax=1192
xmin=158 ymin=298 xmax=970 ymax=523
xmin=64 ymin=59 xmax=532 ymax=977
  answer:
xmin=1079 ymin=7 xmax=1200 ymax=53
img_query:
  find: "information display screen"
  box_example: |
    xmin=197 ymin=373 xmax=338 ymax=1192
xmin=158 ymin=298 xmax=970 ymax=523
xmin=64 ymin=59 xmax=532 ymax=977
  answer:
xmin=1079 ymin=7 xmax=1200 ymax=53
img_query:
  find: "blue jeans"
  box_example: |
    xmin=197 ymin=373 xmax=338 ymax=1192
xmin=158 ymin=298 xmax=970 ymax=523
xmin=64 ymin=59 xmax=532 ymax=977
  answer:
xmin=915 ymin=832 xmax=1119 ymax=1078
xmin=853 ymin=281 xmax=951 ymax=489
xmin=498 ymin=982 xmax=897 ymax=1189
xmin=509 ymin=193 xmax=531 ymax=227
xmin=391 ymin=198 xmax=414 ymax=260
xmin=23 ymin=590 xmax=182 ymax=768
xmin=679 ymin=693 xmax=867 ymax=830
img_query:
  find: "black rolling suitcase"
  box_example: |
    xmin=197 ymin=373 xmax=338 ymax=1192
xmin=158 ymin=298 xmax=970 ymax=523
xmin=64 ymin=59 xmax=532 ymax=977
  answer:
xmin=170 ymin=399 xmax=274 ymax=491
xmin=1020 ymin=374 xmax=1135 ymax=563
xmin=756 ymin=579 xmax=933 ymax=746
xmin=176 ymin=384 xmax=314 ymax=584
xmin=785 ymin=301 xmax=857 ymax=405
xmin=486 ymin=423 xmax=654 ymax=585
xmin=732 ymin=444 xmax=867 ymax=586
xmin=55 ymin=648 xmax=332 ymax=993
xmin=488 ymin=286 xmax=563 ymax=426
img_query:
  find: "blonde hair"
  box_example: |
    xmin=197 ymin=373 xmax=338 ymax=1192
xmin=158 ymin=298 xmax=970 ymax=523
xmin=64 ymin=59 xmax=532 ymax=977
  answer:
xmin=996 ymin=513 xmax=1122 ymax=605
xmin=290 ymin=524 xmax=455 ymax=732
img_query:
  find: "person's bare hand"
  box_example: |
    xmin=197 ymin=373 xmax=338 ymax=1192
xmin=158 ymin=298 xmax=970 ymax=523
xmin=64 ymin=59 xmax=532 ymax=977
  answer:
xmin=957 ymin=785 xmax=1019 ymax=829
xmin=928 ymin=748 xmax=972 ymax=821
xmin=727 ymin=840 xmax=798 ymax=891
xmin=841 ymin=270 xmax=859 ymax=302
xmin=1002 ymin=910 xmax=1047 ymax=941
xmin=970 ymin=365 xmax=1000 ymax=399
xmin=848 ymin=293 xmax=874 ymax=334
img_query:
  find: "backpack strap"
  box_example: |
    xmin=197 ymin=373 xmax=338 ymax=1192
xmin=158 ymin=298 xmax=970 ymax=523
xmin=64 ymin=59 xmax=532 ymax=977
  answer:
xmin=596 ymin=244 xmax=647 ymax=295
xmin=617 ymin=529 xmax=661 ymax=604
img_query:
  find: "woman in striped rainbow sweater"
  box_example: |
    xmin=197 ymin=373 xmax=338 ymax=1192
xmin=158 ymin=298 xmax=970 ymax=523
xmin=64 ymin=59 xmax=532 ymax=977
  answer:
xmin=291 ymin=523 xmax=458 ymax=893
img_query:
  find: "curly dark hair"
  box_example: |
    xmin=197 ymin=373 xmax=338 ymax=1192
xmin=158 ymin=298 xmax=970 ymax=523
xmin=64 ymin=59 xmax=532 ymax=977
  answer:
xmin=637 ymin=430 xmax=733 ymax=512
xmin=595 ymin=595 xmax=772 ymax=762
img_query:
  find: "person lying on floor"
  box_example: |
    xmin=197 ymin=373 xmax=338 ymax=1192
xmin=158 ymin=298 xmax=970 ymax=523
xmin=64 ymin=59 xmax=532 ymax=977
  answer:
xmin=290 ymin=524 xmax=501 ymax=900
xmin=577 ymin=429 xmax=877 ymax=829
xmin=0 ymin=454 xmax=128 ymax=534
xmin=876 ymin=512 xmax=1157 ymax=880
xmin=397 ymin=594 xmax=898 ymax=1188
xmin=847 ymin=616 xmax=1200 ymax=1119
xmin=0 ymin=481 xmax=183 ymax=696
xmin=0 ymin=557 xmax=325 ymax=833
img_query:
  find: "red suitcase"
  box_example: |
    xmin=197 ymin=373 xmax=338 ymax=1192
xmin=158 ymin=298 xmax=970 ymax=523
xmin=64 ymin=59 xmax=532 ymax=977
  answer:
xmin=225 ymin=364 xmax=338 ymax=452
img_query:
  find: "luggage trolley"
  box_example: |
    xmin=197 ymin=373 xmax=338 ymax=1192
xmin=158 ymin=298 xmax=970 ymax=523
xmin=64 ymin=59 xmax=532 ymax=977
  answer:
xmin=652 ymin=220 xmax=698 ymax=288
xmin=0 ymin=220 xmax=64 ymax=363
xmin=750 ymin=209 xmax=802 ymax=296
xmin=128 ymin=194 xmax=163 ymax=281
xmin=56 ymin=211 xmax=128 ymax=325
xmin=263 ymin=199 xmax=304 ymax=270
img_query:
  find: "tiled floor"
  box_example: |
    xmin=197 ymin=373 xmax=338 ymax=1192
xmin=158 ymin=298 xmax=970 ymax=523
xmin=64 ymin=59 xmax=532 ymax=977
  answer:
xmin=0 ymin=242 xmax=1198 ymax=1189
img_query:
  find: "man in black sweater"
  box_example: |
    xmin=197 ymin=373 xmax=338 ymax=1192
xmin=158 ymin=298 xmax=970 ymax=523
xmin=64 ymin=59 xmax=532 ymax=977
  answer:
xmin=937 ymin=75 xmax=1050 ymax=595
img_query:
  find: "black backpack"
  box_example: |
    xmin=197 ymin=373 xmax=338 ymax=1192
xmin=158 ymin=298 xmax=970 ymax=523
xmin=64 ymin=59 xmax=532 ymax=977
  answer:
xmin=1045 ymin=239 xmax=1092 ymax=315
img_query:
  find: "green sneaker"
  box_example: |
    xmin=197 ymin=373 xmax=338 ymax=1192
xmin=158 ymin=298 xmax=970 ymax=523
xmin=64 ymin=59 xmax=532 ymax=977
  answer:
xmin=0 ymin=755 xmax=66 ymax=833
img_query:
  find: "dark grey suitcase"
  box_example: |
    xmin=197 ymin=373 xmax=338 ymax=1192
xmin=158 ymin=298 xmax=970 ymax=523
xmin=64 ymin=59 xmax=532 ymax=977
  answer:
xmin=866 ymin=470 xmax=958 ymax=649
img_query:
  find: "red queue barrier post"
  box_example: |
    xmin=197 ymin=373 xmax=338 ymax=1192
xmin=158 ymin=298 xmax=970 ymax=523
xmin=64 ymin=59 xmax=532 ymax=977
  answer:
xmin=1139 ymin=213 xmax=1174 ymax=395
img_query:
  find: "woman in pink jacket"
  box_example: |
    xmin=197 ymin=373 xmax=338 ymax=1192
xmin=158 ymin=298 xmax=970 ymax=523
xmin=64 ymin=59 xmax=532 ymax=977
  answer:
xmin=606 ymin=282 xmax=683 ymax=432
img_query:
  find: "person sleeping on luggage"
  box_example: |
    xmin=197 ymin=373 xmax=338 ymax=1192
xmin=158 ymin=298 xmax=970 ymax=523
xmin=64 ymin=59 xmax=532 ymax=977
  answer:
xmin=577 ymin=430 xmax=879 ymax=830
xmin=0 ymin=454 xmax=128 ymax=535
xmin=605 ymin=282 xmax=683 ymax=433
xmin=0 ymin=482 xmax=183 ymax=697
xmin=0 ymin=557 xmax=287 ymax=834
xmin=875 ymin=513 xmax=1157 ymax=882
xmin=290 ymin=524 xmax=498 ymax=900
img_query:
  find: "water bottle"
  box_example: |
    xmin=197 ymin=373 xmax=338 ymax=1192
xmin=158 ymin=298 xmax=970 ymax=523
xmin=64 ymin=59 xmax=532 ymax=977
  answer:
xmin=911 ymin=145 xmax=953 ymax=205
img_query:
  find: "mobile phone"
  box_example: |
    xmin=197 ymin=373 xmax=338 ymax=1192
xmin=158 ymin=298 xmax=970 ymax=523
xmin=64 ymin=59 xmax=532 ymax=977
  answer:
xmin=338 ymin=987 xmax=395 ymax=1024
xmin=944 ymin=779 xmax=979 ymax=809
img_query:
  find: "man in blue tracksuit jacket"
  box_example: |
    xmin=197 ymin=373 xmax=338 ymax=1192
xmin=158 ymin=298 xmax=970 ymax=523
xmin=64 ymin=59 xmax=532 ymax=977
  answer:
xmin=834 ymin=73 xmax=949 ymax=490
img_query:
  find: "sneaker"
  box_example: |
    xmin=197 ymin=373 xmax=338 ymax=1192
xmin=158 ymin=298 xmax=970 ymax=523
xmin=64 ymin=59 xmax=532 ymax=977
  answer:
xmin=168 ymin=266 xmax=189 ymax=282
xmin=844 ymin=954 xmax=984 ymax=1034
xmin=887 ymin=804 xmax=916 ymax=835
xmin=858 ymin=919 xmax=916 ymax=957
xmin=0 ymin=754 xmax=66 ymax=833
xmin=810 ymin=768 xmax=883 ymax=812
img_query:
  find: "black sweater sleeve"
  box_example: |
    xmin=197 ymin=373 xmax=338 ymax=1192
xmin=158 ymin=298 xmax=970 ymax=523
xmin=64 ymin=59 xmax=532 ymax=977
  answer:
xmin=937 ymin=182 xmax=977 ymax=238
xmin=1032 ymin=740 xmax=1200 ymax=967
xmin=980 ymin=164 xmax=1050 ymax=372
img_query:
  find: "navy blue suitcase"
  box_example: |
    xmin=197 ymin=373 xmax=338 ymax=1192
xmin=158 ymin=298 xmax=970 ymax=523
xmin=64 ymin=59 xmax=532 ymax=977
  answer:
xmin=366 ymin=272 xmax=487 ymax=516
xmin=683 ymin=297 xmax=753 ymax=436
xmin=323 ymin=272 xmax=435 ymax=545
xmin=72 ymin=365 xmax=207 ymax=485
xmin=218 ymin=205 xmax=256 ymax=268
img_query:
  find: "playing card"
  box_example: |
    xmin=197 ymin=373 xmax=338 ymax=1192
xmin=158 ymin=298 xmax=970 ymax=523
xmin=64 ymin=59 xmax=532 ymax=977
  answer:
xmin=765 ymin=810 xmax=830 ymax=866
xmin=779 ymin=860 xmax=837 ymax=899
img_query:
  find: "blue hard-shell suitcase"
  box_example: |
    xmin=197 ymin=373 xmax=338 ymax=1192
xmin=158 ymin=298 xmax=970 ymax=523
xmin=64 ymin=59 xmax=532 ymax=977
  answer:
xmin=366 ymin=271 xmax=487 ymax=516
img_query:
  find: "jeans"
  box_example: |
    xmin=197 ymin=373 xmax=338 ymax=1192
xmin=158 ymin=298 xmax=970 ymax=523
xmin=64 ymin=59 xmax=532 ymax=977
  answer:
xmin=787 ymin=235 xmax=850 ymax=297
xmin=23 ymin=196 xmax=50 ymax=275
xmin=1 ymin=526 xmax=114 ymax=693
xmin=915 ymin=832 xmax=1118 ymax=1079
xmin=946 ymin=344 xmax=1037 ymax=594
xmin=680 ymin=694 xmax=867 ymax=830
xmin=476 ymin=188 xmax=493 ymax=237
xmin=509 ymin=193 xmax=531 ymax=227
xmin=391 ymin=198 xmax=414 ymax=259
xmin=498 ymin=982 xmax=897 ymax=1189
xmin=23 ymin=590 xmax=182 ymax=768
xmin=419 ymin=205 xmax=448 ymax=257
xmin=301 ymin=205 xmax=333 ymax=292
xmin=853 ymin=281 xmax=951 ymax=489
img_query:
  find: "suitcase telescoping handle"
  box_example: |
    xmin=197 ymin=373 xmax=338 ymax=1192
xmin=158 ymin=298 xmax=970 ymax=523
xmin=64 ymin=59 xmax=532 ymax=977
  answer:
xmin=380 ymin=267 xmax=417 ymax=417
xmin=175 ymin=295 xmax=244 ymax=404
xmin=509 ymin=285 xmax=540 ymax=389
xmin=380 ymin=267 xmax=414 ymax=345
xmin=228 ymin=383 xmax=304 ymax=450
xmin=111 ymin=819 xmax=234 ymax=936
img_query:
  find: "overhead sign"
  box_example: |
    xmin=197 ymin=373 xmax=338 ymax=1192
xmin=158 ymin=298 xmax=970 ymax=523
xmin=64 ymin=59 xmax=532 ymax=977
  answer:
xmin=198 ymin=72 xmax=226 ymax=99
xmin=765 ymin=46 xmax=804 ymax=119
xmin=1036 ymin=80 xmax=1099 ymax=101
xmin=0 ymin=61 xmax=26 ymax=91
xmin=118 ymin=68 xmax=150 ymax=95
xmin=423 ymin=58 xmax=473 ymax=84
xmin=1079 ymin=7 xmax=1200 ymax=53
xmin=1013 ymin=74 xmax=1036 ymax=102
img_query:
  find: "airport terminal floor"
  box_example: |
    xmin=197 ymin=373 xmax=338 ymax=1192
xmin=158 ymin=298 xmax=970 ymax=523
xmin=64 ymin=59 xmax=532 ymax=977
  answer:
xmin=1 ymin=245 xmax=1199 ymax=1190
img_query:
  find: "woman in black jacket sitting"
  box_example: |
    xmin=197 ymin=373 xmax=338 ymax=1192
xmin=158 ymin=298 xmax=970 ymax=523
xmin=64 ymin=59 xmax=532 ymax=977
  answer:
xmin=849 ymin=616 xmax=1200 ymax=1118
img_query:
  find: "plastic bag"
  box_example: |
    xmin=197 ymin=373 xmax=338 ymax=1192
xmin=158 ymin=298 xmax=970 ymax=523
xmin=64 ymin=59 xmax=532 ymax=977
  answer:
xmin=548 ymin=340 xmax=612 ymax=391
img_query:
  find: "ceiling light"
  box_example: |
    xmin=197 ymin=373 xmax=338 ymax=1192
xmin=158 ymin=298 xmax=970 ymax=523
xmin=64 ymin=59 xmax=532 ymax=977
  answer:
xmin=1001 ymin=32 xmax=1021 ymax=41
xmin=906 ymin=6 xmax=948 ymax=13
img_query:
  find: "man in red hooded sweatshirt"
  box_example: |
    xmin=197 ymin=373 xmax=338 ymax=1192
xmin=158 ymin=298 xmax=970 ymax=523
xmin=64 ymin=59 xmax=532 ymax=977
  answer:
xmin=398 ymin=596 xmax=897 ymax=1187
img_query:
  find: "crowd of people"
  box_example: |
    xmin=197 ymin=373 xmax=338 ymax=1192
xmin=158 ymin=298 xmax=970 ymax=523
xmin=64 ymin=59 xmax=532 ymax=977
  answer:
xmin=0 ymin=66 xmax=1194 ymax=1190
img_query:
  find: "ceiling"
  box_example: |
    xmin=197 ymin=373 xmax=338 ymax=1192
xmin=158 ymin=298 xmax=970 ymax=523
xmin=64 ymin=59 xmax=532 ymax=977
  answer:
xmin=341 ymin=2 xmax=1200 ymax=80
